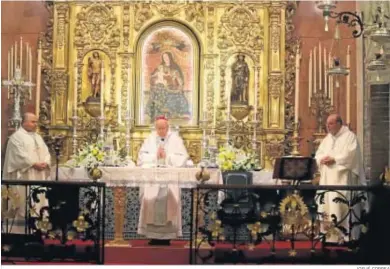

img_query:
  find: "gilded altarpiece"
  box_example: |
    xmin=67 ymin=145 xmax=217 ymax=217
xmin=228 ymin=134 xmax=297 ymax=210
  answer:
xmin=39 ymin=1 xmax=296 ymax=170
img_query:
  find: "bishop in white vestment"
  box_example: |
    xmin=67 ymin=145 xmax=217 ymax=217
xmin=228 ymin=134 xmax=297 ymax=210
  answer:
xmin=137 ymin=116 xmax=189 ymax=245
xmin=2 ymin=113 xmax=51 ymax=233
xmin=315 ymin=114 xmax=366 ymax=243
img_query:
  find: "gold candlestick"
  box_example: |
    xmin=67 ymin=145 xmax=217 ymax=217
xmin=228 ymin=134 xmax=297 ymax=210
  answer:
xmin=290 ymin=120 xmax=301 ymax=156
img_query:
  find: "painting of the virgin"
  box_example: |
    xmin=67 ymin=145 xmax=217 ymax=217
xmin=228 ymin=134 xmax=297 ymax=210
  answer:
xmin=138 ymin=24 xmax=198 ymax=125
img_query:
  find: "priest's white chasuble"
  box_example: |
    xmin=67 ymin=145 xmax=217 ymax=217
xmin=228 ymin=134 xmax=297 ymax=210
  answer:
xmin=137 ymin=130 xmax=189 ymax=239
xmin=2 ymin=127 xmax=51 ymax=233
xmin=315 ymin=125 xmax=366 ymax=242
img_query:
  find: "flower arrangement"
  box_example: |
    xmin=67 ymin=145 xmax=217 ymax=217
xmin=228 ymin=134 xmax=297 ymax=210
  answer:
xmin=217 ymin=144 xmax=257 ymax=172
xmin=65 ymin=141 xmax=129 ymax=170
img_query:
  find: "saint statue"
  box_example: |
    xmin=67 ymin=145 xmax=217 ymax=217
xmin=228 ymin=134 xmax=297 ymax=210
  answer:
xmin=88 ymin=51 xmax=103 ymax=98
xmin=231 ymin=54 xmax=249 ymax=104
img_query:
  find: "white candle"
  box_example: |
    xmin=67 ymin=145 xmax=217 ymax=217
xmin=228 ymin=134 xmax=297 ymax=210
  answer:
xmin=74 ymin=64 xmax=78 ymax=111
xmin=319 ymin=42 xmax=322 ymax=91
xmin=314 ymin=46 xmax=317 ymax=93
xmin=308 ymin=50 xmax=312 ymax=108
xmin=25 ymin=44 xmax=28 ymax=80
xmin=36 ymin=40 xmax=42 ymax=117
xmin=324 ymin=47 xmax=327 ymax=97
xmin=254 ymin=66 xmax=258 ymax=121
xmin=7 ymin=51 xmax=10 ymax=98
xmin=11 ymin=47 xmax=14 ymax=78
xmin=294 ymin=46 xmax=300 ymax=123
xmin=29 ymin=46 xmax=32 ymax=82
xmin=100 ymin=62 xmax=104 ymax=117
xmin=328 ymin=53 xmax=333 ymax=105
xmin=20 ymin=37 xmax=23 ymax=72
xmin=14 ymin=42 xmax=17 ymax=69
xmin=346 ymin=45 xmax=351 ymax=124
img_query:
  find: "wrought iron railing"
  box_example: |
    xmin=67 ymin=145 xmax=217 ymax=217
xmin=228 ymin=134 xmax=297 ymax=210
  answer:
xmin=189 ymin=183 xmax=390 ymax=264
xmin=1 ymin=180 xmax=106 ymax=264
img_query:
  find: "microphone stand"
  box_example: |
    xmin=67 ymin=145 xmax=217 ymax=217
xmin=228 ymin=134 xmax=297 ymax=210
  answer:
xmin=53 ymin=136 xmax=64 ymax=182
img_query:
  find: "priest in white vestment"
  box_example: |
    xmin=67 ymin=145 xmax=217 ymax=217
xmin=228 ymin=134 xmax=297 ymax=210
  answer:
xmin=2 ymin=113 xmax=51 ymax=234
xmin=137 ymin=115 xmax=189 ymax=245
xmin=315 ymin=114 xmax=366 ymax=243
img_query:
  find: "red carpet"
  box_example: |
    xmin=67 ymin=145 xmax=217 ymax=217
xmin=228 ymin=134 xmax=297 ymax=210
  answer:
xmin=2 ymin=239 xmax=340 ymax=265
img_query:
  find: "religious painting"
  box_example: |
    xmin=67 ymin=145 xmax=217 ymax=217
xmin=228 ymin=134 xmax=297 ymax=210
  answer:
xmin=136 ymin=23 xmax=199 ymax=126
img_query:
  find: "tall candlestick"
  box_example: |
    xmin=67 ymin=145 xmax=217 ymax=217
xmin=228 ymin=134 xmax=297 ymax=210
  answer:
xmin=346 ymin=45 xmax=351 ymax=124
xmin=319 ymin=42 xmax=322 ymax=90
xmin=8 ymin=51 xmax=10 ymax=99
xmin=308 ymin=50 xmax=312 ymax=108
xmin=74 ymin=64 xmax=78 ymax=111
xmin=328 ymin=53 xmax=333 ymax=105
xmin=14 ymin=42 xmax=17 ymax=68
xmin=20 ymin=37 xmax=23 ymax=71
xmin=11 ymin=47 xmax=14 ymax=78
xmin=294 ymin=45 xmax=300 ymax=123
xmin=254 ymin=66 xmax=258 ymax=121
xmin=100 ymin=62 xmax=104 ymax=118
xmin=127 ymin=67 xmax=131 ymax=112
xmin=29 ymin=46 xmax=32 ymax=82
xmin=36 ymin=39 xmax=42 ymax=117
xmin=324 ymin=47 xmax=327 ymax=97
xmin=25 ymin=44 xmax=28 ymax=79
xmin=226 ymin=82 xmax=230 ymax=119
xmin=314 ymin=46 xmax=317 ymax=93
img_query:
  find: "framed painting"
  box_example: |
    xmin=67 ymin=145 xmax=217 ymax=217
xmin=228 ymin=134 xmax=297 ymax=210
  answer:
xmin=135 ymin=21 xmax=200 ymax=126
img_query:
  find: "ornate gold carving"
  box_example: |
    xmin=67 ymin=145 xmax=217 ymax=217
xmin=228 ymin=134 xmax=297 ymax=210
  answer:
xmin=76 ymin=3 xmax=119 ymax=45
xmin=207 ymin=7 xmax=215 ymax=52
xmin=123 ymin=4 xmax=130 ymax=48
xmin=279 ymin=193 xmax=309 ymax=235
xmin=264 ymin=138 xmax=284 ymax=161
xmin=185 ymin=140 xmax=201 ymax=165
xmin=152 ymin=1 xmax=185 ymax=17
xmin=217 ymin=6 xmax=264 ymax=50
xmin=134 ymin=3 xmax=154 ymax=31
xmin=185 ymin=3 xmax=205 ymax=33
xmin=55 ymin=4 xmax=69 ymax=49
xmin=51 ymin=70 xmax=68 ymax=96
xmin=269 ymin=6 xmax=281 ymax=52
xmin=268 ymin=72 xmax=283 ymax=98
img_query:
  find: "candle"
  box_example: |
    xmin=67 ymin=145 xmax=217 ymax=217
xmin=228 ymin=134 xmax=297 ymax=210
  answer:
xmin=294 ymin=46 xmax=300 ymax=123
xmin=100 ymin=62 xmax=104 ymax=118
xmin=74 ymin=64 xmax=78 ymax=111
xmin=346 ymin=45 xmax=351 ymax=124
xmin=20 ymin=37 xmax=22 ymax=72
xmin=308 ymin=50 xmax=312 ymax=108
xmin=35 ymin=39 xmax=42 ymax=117
xmin=328 ymin=53 xmax=333 ymax=105
xmin=14 ymin=42 xmax=17 ymax=69
xmin=7 ymin=51 xmax=10 ymax=99
xmin=25 ymin=44 xmax=28 ymax=80
xmin=314 ymin=46 xmax=317 ymax=93
xmin=29 ymin=46 xmax=32 ymax=82
xmin=254 ymin=66 xmax=258 ymax=121
xmin=226 ymin=81 xmax=230 ymax=119
xmin=324 ymin=47 xmax=327 ymax=97
xmin=319 ymin=42 xmax=322 ymax=91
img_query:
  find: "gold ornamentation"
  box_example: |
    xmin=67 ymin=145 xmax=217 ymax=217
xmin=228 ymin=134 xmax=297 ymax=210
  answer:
xmin=1 ymin=186 xmax=21 ymax=219
xmin=36 ymin=218 xmax=53 ymax=233
xmin=209 ymin=213 xmax=224 ymax=239
xmin=264 ymin=138 xmax=284 ymax=161
xmin=185 ymin=3 xmax=205 ymax=32
xmin=247 ymin=221 xmax=262 ymax=240
xmin=123 ymin=5 xmax=130 ymax=48
xmin=134 ymin=3 xmax=154 ymax=31
xmin=185 ymin=140 xmax=201 ymax=165
xmin=87 ymin=166 xmax=103 ymax=181
xmin=56 ymin=4 xmax=69 ymax=50
xmin=380 ymin=166 xmax=390 ymax=184
xmin=279 ymin=193 xmax=310 ymax=235
xmin=268 ymin=72 xmax=283 ymax=98
xmin=217 ymin=6 xmax=264 ymax=49
xmin=73 ymin=215 xmax=90 ymax=232
xmin=195 ymin=167 xmax=211 ymax=183
xmin=106 ymin=187 xmax=129 ymax=246
xmin=152 ymin=1 xmax=185 ymax=17
xmin=76 ymin=4 xmax=118 ymax=44
xmin=51 ymin=70 xmax=68 ymax=96
xmin=269 ymin=6 xmax=281 ymax=52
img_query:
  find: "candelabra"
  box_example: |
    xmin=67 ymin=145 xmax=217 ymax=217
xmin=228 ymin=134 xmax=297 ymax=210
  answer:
xmin=71 ymin=109 xmax=79 ymax=157
xmin=207 ymin=128 xmax=218 ymax=168
xmin=251 ymin=119 xmax=260 ymax=163
xmin=98 ymin=116 xmax=105 ymax=142
xmin=224 ymin=116 xmax=232 ymax=146
xmin=199 ymin=118 xmax=209 ymax=166
xmin=2 ymin=38 xmax=34 ymax=129
xmin=124 ymin=111 xmax=132 ymax=157
xmin=290 ymin=120 xmax=302 ymax=156
xmin=310 ymin=89 xmax=333 ymax=134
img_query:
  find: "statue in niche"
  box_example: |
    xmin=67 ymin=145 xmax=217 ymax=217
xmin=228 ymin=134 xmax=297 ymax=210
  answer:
xmin=231 ymin=54 xmax=249 ymax=104
xmin=87 ymin=51 xmax=103 ymax=98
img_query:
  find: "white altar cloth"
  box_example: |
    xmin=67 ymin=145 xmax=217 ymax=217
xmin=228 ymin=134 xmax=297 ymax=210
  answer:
xmin=53 ymin=167 xmax=276 ymax=187
xmin=53 ymin=167 xmax=223 ymax=187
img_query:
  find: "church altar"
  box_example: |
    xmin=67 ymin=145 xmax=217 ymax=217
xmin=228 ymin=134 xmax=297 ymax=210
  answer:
xmin=52 ymin=167 xmax=275 ymax=240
